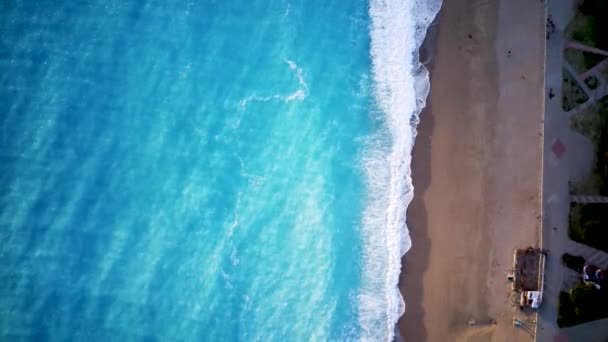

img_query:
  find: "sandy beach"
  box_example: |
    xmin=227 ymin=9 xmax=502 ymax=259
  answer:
xmin=398 ymin=0 xmax=546 ymax=341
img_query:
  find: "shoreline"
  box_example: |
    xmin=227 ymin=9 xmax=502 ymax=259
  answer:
xmin=396 ymin=8 xmax=439 ymax=340
xmin=398 ymin=0 xmax=546 ymax=340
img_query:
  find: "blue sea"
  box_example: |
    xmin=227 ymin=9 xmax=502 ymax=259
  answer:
xmin=0 ymin=0 xmax=440 ymax=340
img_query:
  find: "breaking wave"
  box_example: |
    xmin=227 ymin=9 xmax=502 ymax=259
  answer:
xmin=358 ymin=0 xmax=441 ymax=340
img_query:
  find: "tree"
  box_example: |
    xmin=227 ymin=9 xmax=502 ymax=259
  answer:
xmin=577 ymin=0 xmax=608 ymax=50
xmin=570 ymin=283 xmax=603 ymax=321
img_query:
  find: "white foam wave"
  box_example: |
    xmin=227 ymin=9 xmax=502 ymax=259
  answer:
xmin=283 ymin=58 xmax=309 ymax=94
xmin=359 ymin=0 xmax=441 ymax=340
xmin=283 ymin=4 xmax=291 ymax=20
xmin=239 ymin=94 xmax=284 ymax=109
xmin=284 ymin=89 xmax=306 ymax=102
xmin=239 ymin=58 xmax=309 ymax=109
xmin=227 ymin=210 xmax=239 ymax=238
xmin=230 ymin=245 xmax=240 ymax=266
xmin=220 ymin=268 xmax=233 ymax=289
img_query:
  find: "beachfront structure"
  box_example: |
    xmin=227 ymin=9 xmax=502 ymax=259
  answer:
xmin=512 ymin=248 xmax=546 ymax=309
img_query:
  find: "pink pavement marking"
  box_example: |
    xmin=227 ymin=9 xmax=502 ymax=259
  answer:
xmin=554 ymin=333 xmax=568 ymax=342
xmin=552 ymin=139 xmax=566 ymax=158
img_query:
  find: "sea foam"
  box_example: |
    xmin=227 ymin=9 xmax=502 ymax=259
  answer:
xmin=359 ymin=0 xmax=441 ymax=340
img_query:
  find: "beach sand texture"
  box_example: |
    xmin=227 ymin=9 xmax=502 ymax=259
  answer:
xmin=398 ymin=0 xmax=546 ymax=341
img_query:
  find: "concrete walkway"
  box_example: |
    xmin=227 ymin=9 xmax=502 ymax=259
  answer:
xmin=562 ymin=59 xmax=608 ymax=113
xmin=580 ymin=58 xmax=608 ymax=80
xmin=558 ymin=318 xmax=608 ymax=342
xmin=536 ymin=1 xmax=595 ymax=340
xmin=565 ymin=40 xmax=608 ymax=57
xmin=565 ymin=239 xmax=608 ymax=269
xmin=537 ymin=2 xmax=608 ymax=340
xmin=560 ymin=35 xmax=608 ymax=113
xmin=563 ymin=59 xmax=594 ymax=96
xmin=570 ymin=195 xmax=608 ymax=203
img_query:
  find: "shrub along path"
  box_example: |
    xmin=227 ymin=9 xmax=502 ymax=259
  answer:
xmin=565 ymin=240 xmax=608 ymax=269
xmin=538 ymin=1 xmax=607 ymax=338
xmin=580 ymin=58 xmax=608 ymax=81
xmin=562 ymin=40 xmax=608 ymax=113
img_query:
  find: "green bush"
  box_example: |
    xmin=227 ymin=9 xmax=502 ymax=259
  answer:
xmin=558 ymin=291 xmax=577 ymax=328
xmin=558 ymin=284 xmax=608 ymax=327
xmin=571 ymin=283 xmax=608 ymax=322
xmin=573 ymin=31 xmax=589 ymax=44
xmin=584 ymin=76 xmax=599 ymax=90
xmin=597 ymin=110 xmax=608 ymax=192
xmin=590 ymin=97 xmax=608 ymax=195
xmin=562 ymin=253 xmax=586 ymax=272
xmin=577 ymin=0 xmax=608 ymax=50
xmin=569 ymin=203 xmax=608 ymax=252
xmin=582 ymin=52 xmax=605 ymax=71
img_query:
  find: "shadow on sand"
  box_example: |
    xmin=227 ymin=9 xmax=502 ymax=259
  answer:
xmin=396 ymin=100 xmax=434 ymax=341
xmin=395 ymin=11 xmax=441 ymax=341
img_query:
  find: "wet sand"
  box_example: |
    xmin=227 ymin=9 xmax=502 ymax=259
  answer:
xmin=398 ymin=0 xmax=545 ymax=341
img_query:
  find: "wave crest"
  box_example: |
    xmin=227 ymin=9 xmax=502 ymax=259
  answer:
xmin=358 ymin=0 xmax=441 ymax=340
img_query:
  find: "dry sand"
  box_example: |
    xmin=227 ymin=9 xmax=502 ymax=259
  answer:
xmin=398 ymin=0 xmax=546 ymax=341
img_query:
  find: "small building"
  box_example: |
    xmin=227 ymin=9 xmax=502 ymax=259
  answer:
xmin=521 ymin=290 xmax=542 ymax=309
xmin=512 ymin=247 xmax=546 ymax=310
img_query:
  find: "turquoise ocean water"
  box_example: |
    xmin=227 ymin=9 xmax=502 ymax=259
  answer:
xmin=0 ymin=0 xmax=440 ymax=340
